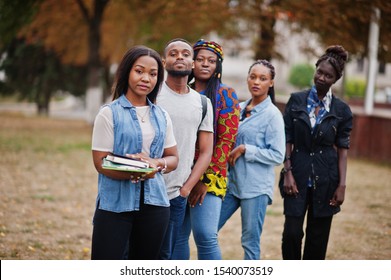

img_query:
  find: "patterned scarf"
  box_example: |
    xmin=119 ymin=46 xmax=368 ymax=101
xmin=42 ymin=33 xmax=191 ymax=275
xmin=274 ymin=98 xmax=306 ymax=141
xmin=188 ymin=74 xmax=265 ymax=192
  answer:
xmin=306 ymin=86 xmax=332 ymax=187
xmin=307 ymin=86 xmax=332 ymax=130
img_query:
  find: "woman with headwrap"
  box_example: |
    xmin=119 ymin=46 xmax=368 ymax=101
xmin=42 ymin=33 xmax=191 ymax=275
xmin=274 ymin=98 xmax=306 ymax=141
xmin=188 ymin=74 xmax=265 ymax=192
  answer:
xmin=172 ymin=39 xmax=240 ymax=260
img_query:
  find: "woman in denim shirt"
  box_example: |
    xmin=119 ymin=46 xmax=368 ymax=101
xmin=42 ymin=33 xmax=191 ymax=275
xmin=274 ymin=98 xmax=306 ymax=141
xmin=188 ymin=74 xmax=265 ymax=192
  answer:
xmin=91 ymin=46 xmax=178 ymax=259
xmin=218 ymin=60 xmax=285 ymax=259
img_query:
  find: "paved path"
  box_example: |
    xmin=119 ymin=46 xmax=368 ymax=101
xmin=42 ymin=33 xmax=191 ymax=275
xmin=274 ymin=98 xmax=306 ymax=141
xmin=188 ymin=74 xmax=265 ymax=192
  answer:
xmin=0 ymin=95 xmax=86 ymax=120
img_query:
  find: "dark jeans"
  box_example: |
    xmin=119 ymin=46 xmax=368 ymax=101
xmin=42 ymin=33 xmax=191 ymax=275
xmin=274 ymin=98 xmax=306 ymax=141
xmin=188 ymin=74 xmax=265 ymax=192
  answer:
xmin=159 ymin=195 xmax=188 ymax=260
xmin=91 ymin=186 xmax=170 ymax=260
xmin=282 ymin=189 xmax=333 ymax=260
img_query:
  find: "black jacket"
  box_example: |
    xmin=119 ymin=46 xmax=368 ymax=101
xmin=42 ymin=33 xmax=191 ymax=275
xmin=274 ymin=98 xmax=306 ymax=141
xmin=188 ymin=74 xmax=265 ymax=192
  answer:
xmin=282 ymin=90 xmax=353 ymax=217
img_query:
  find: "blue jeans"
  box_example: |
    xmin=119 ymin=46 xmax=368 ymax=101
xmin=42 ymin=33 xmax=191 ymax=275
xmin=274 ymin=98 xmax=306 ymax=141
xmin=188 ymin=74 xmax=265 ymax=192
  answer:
xmin=172 ymin=193 xmax=222 ymax=260
xmin=218 ymin=191 xmax=270 ymax=260
xmin=159 ymin=195 xmax=187 ymax=260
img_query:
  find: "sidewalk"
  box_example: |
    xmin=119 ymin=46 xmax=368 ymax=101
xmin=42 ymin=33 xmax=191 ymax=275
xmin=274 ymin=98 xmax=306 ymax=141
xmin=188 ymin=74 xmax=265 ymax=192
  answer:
xmin=1 ymin=91 xmax=391 ymax=121
xmin=0 ymin=95 xmax=87 ymax=120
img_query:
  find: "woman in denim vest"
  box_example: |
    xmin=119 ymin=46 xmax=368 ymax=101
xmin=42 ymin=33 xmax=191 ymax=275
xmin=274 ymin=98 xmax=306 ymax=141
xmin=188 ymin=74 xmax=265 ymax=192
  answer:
xmin=218 ymin=60 xmax=285 ymax=259
xmin=91 ymin=46 xmax=178 ymax=259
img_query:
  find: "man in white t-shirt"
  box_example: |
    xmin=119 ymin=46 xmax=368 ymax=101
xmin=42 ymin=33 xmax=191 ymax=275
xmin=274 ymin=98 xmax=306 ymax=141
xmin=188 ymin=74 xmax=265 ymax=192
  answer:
xmin=157 ymin=38 xmax=214 ymax=260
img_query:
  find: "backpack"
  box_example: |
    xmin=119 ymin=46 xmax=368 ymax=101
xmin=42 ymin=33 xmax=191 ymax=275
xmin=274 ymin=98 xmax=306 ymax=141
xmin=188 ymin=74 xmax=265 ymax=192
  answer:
xmin=199 ymin=94 xmax=207 ymax=130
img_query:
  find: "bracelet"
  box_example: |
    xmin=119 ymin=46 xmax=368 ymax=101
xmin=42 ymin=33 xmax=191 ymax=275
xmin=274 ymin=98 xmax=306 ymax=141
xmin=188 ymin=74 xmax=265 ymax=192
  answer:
xmin=281 ymin=166 xmax=292 ymax=174
xmin=284 ymin=155 xmax=291 ymax=162
xmin=160 ymin=157 xmax=167 ymax=174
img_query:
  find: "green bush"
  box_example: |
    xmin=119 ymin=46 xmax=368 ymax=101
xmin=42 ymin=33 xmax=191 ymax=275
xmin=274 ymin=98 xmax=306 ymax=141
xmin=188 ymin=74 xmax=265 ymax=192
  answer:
xmin=288 ymin=64 xmax=315 ymax=89
xmin=344 ymin=79 xmax=366 ymax=99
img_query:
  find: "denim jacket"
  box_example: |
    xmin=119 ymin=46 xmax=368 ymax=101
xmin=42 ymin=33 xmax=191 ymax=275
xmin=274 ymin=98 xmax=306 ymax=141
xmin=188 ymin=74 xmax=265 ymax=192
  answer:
xmin=96 ymin=95 xmax=169 ymax=212
xmin=227 ymin=96 xmax=285 ymax=201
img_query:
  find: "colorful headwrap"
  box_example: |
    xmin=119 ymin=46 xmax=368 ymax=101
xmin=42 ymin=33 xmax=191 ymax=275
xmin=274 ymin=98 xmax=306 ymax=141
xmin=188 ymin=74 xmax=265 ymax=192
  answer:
xmin=193 ymin=39 xmax=224 ymax=61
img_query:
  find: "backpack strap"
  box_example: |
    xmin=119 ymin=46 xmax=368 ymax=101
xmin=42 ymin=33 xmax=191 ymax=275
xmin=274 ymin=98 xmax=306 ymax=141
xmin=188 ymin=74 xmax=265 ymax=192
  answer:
xmin=199 ymin=95 xmax=207 ymax=130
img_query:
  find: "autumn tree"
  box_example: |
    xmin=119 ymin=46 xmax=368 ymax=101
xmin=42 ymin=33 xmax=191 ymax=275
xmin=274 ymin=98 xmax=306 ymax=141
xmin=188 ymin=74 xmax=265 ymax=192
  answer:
xmin=2 ymin=0 xmax=232 ymax=118
xmin=228 ymin=0 xmax=282 ymax=61
xmin=1 ymin=38 xmax=87 ymax=114
xmin=227 ymin=0 xmax=391 ymax=64
xmin=0 ymin=0 xmax=41 ymax=49
xmin=0 ymin=0 xmax=85 ymax=114
xmin=276 ymin=0 xmax=391 ymax=62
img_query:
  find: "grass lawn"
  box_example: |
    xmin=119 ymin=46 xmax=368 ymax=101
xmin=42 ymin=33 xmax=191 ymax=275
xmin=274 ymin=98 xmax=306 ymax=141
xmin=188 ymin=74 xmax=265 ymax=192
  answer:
xmin=0 ymin=113 xmax=390 ymax=260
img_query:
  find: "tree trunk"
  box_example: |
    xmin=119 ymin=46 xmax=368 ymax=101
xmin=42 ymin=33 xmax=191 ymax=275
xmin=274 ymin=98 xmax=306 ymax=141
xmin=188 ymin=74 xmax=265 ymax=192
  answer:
xmin=35 ymin=86 xmax=51 ymax=116
xmin=76 ymin=0 xmax=110 ymax=123
xmin=256 ymin=14 xmax=276 ymax=61
xmin=254 ymin=0 xmax=280 ymax=61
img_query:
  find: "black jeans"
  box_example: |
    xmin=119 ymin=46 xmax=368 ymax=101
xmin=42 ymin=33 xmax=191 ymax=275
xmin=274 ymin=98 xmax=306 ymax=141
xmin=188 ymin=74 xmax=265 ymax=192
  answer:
xmin=282 ymin=189 xmax=333 ymax=260
xmin=91 ymin=185 xmax=170 ymax=260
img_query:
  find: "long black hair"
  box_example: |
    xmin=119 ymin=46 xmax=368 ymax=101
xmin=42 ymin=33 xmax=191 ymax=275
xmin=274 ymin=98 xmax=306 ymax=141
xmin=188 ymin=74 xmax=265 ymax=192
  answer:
xmin=112 ymin=45 xmax=164 ymax=103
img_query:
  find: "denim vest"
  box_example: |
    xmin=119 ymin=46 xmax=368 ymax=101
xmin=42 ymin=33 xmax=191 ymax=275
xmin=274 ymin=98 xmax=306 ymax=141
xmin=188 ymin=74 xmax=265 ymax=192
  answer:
xmin=96 ymin=95 xmax=169 ymax=212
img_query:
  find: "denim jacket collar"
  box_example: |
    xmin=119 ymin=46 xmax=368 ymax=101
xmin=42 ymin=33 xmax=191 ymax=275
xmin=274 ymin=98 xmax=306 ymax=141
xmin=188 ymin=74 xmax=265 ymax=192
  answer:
xmin=118 ymin=94 xmax=157 ymax=110
xmin=241 ymin=96 xmax=272 ymax=117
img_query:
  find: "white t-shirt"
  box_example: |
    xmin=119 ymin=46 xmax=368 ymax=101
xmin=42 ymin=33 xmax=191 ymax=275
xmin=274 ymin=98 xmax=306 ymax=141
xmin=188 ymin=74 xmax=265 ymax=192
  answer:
xmin=92 ymin=105 xmax=176 ymax=155
xmin=156 ymin=82 xmax=213 ymax=200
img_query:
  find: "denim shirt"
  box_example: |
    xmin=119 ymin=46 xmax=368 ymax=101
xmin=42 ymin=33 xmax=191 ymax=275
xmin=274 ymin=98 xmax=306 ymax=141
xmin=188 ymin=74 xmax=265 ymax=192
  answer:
xmin=227 ymin=96 xmax=285 ymax=202
xmin=96 ymin=95 xmax=169 ymax=212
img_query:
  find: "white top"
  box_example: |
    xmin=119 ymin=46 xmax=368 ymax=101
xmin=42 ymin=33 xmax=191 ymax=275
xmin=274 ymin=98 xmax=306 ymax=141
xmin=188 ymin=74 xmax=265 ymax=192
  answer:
xmin=92 ymin=105 xmax=176 ymax=155
xmin=156 ymin=82 xmax=213 ymax=199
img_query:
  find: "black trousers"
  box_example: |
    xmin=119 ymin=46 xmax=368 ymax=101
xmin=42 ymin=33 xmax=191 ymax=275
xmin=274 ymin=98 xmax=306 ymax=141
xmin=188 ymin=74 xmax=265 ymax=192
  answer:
xmin=282 ymin=189 xmax=333 ymax=260
xmin=91 ymin=185 xmax=170 ymax=260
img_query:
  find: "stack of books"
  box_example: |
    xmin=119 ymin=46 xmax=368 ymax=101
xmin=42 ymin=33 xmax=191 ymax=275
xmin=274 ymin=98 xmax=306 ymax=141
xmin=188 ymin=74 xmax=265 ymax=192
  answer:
xmin=102 ymin=154 xmax=154 ymax=173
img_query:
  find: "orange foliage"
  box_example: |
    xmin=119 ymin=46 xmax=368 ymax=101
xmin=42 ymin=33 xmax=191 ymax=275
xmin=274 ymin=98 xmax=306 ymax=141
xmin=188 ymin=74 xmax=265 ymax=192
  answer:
xmin=19 ymin=0 xmax=232 ymax=66
xmin=20 ymin=0 xmax=89 ymax=65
